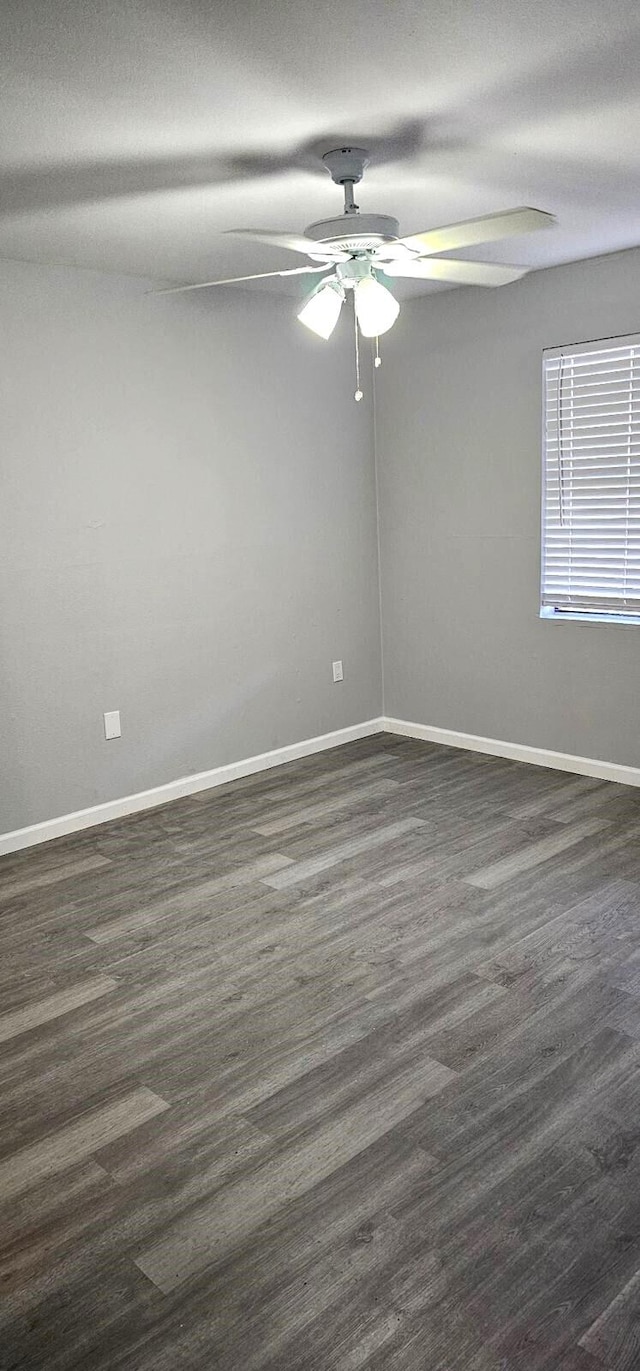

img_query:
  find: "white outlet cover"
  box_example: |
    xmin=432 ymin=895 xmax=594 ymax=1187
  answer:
xmin=332 ymin=660 xmax=344 ymax=683
xmin=104 ymin=710 xmax=121 ymax=740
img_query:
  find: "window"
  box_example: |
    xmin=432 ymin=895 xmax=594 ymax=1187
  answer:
xmin=541 ymin=334 xmax=640 ymax=623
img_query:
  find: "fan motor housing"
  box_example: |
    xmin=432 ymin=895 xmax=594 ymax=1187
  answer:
xmin=304 ymin=213 xmax=400 ymax=254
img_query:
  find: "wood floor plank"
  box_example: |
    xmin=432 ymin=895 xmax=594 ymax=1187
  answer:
xmin=504 ymin=775 xmax=610 ymax=821
xmin=0 ymin=853 xmax=112 ymax=902
xmin=261 ymin=817 xmax=426 ymax=889
xmin=579 ymin=1263 xmax=640 ymax=1368
xmin=250 ymin=777 xmax=401 ymax=836
xmin=84 ymin=853 xmax=294 ymax=943
xmin=0 ymin=975 xmax=117 ymax=1044
xmin=464 ymin=816 xmax=611 ymax=889
xmin=0 ymin=1086 xmax=169 ymax=1204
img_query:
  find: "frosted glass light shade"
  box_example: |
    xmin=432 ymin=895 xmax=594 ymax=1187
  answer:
xmin=297 ymin=281 xmax=343 ymax=339
xmin=354 ymin=277 xmax=399 ymax=337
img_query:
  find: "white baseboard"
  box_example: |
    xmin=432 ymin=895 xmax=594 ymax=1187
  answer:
xmin=382 ymin=716 xmax=640 ymax=789
xmin=5 ymin=712 xmax=637 ymax=858
xmin=0 ymin=718 xmax=385 ymax=857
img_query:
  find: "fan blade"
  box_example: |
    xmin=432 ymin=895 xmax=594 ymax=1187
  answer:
xmin=151 ymin=265 xmax=331 ymax=297
xmin=377 ymin=207 xmax=555 ymax=259
xmin=224 ymin=229 xmax=349 ymax=261
xmin=381 ymin=259 xmax=529 ymax=287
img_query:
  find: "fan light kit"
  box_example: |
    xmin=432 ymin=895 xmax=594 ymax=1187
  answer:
xmin=157 ymin=146 xmax=556 ymax=401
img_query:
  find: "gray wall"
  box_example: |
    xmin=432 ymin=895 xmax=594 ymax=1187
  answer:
xmin=0 ymin=261 xmax=382 ymax=832
xmin=7 ymin=243 xmax=640 ymax=838
xmin=376 ymin=247 xmax=640 ymax=768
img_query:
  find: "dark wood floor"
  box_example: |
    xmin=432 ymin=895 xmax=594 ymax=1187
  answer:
xmin=3 ymin=734 xmax=640 ymax=1369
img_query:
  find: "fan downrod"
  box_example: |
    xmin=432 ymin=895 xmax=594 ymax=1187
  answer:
xmin=322 ymin=147 xmax=370 ymax=216
xmin=307 ymin=148 xmax=398 ymax=248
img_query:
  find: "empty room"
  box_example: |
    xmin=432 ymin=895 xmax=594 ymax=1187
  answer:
xmin=3 ymin=1 xmax=640 ymax=1367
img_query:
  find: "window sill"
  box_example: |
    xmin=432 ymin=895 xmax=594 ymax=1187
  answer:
xmin=540 ymin=608 xmax=640 ymax=627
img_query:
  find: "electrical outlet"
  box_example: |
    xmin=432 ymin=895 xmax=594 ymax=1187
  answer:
xmin=332 ymin=660 xmax=344 ymax=683
xmin=104 ymin=710 xmax=121 ymax=740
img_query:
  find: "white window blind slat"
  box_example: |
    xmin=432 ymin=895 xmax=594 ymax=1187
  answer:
xmin=542 ymin=334 xmax=640 ymax=620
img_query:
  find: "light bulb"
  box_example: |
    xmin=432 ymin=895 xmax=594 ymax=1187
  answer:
xmin=297 ymin=280 xmax=343 ymax=339
xmin=354 ymin=389 xmax=363 ymax=402
xmin=354 ymin=277 xmax=399 ymax=338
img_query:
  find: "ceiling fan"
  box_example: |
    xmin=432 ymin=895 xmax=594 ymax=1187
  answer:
xmin=155 ymin=146 xmax=555 ymax=396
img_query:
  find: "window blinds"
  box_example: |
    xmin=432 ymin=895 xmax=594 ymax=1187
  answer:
xmin=542 ymin=335 xmax=640 ymax=619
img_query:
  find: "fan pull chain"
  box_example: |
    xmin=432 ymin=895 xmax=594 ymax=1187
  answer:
xmin=354 ymin=298 xmax=363 ymax=402
xmin=374 ymin=336 xmax=381 ymax=368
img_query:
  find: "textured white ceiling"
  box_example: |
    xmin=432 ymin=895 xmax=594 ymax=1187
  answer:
xmin=2 ymin=0 xmax=640 ymax=297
